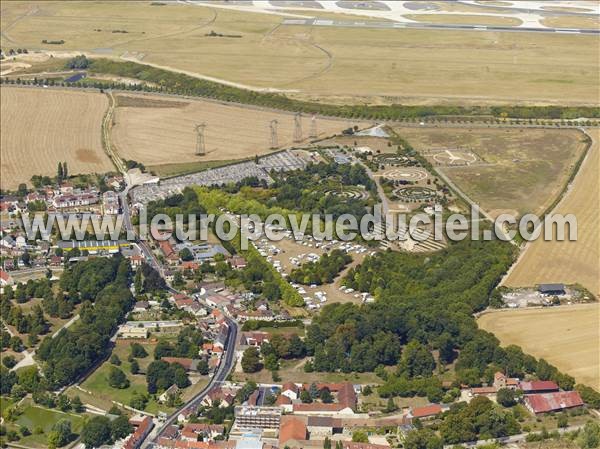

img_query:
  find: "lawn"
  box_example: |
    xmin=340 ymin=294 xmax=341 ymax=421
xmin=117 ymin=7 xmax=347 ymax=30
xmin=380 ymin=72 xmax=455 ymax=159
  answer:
xmin=5 ymin=400 xmax=84 ymax=448
xmin=79 ymin=339 xmax=207 ymax=414
xmin=80 ymin=340 xmax=170 ymax=414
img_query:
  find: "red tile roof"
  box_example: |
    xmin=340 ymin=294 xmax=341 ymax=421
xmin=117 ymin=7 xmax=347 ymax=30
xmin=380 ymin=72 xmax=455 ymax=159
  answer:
xmin=410 ymin=404 xmax=442 ymax=419
xmin=293 ymin=403 xmax=346 ymax=413
xmin=525 ymin=391 xmax=584 ymax=414
xmin=123 ymin=416 xmax=153 ymax=449
xmin=276 ymin=394 xmax=292 ymax=405
xmin=282 ymin=382 xmax=299 ymax=394
xmin=181 ymin=261 xmax=200 ymax=270
xmin=520 ymin=380 xmax=559 ymax=393
xmin=279 ymin=417 xmax=307 ymax=445
xmin=175 ymin=298 xmax=195 ymax=308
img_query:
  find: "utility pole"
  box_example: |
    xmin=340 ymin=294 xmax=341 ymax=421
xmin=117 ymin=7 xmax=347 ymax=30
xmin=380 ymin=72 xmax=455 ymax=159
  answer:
xmin=270 ymin=119 xmax=278 ymax=149
xmin=293 ymin=112 xmax=302 ymax=143
xmin=195 ymin=123 xmax=206 ymax=156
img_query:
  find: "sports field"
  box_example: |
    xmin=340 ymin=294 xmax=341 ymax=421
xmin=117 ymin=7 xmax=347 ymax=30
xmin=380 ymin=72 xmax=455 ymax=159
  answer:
xmin=478 ymin=304 xmax=600 ymax=388
xmin=394 ymin=127 xmax=589 ymax=219
xmin=0 ymin=87 xmax=113 ymax=190
xmin=505 ymin=129 xmax=599 ymax=296
xmin=1 ymin=1 xmax=598 ymax=105
xmin=111 ymin=93 xmax=360 ymax=166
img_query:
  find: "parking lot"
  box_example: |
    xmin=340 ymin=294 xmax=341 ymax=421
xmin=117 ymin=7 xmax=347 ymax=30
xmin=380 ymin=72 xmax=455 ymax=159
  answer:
xmin=131 ymin=150 xmax=306 ymax=204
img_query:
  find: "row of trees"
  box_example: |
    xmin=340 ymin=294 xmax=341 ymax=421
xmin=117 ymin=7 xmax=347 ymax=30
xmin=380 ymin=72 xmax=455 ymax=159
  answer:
xmin=55 ymin=57 xmax=600 ymax=120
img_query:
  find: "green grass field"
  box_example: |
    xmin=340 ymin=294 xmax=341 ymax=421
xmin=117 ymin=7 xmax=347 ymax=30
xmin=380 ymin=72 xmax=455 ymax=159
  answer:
xmin=2 ymin=398 xmax=85 ymax=448
xmin=80 ymin=341 xmax=172 ymax=415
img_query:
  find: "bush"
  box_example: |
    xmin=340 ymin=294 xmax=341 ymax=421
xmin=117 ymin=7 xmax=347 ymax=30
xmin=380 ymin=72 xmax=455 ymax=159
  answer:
xmin=65 ymin=55 xmax=89 ymax=70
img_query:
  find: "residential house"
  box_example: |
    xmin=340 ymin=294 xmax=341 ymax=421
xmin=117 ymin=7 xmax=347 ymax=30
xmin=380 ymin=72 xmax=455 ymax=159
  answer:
xmin=202 ymin=388 xmax=235 ymax=408
xmin=134 ymin=301 xmax=150 ymax=313
xmin=0 ymin=269 xmax=14 ymax=286
xmin=241 ymin=331 xmax=270 ymax=347
xmin=159 ymin=384 xmax=181 ymax=404
xmin=124 ymin=416 xmax=154 ymax=449
xmin=180 ymin=423 xmax=225 ymax=441
xmin=229 ymin=256 xmax=247 ymax=270
xmin=281 ymin=382 xmax=299 ymax=401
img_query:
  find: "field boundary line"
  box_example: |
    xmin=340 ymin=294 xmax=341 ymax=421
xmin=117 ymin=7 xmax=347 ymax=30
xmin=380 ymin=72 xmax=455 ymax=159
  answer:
xmin=101 ymin=90 xmax=126 ymax=174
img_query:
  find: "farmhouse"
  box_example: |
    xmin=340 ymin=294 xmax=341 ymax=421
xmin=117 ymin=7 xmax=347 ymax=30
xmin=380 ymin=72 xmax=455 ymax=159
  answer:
xmin=493 ymin=372 xmax=519 ymax=390
xmin=524 ymin=391 xmax=584 ymax=414
xmin=469 ymin=386 xmax=497 ymax=397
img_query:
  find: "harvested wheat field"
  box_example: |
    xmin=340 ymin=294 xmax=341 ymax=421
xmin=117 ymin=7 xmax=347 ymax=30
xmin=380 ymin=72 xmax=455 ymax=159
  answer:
xmin=478 ymin=304 xmax=600 ymax=388
xmin=0 ymin=87 xmax=113 ymax=190
xmin=504 ymin=129 xmax=599 ymax=297
xmin=111 ymin=93 xmax=364 ymax=166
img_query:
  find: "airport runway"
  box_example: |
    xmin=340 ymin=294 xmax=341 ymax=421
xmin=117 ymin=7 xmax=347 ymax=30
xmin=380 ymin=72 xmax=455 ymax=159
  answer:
xmin=282 ymin=18 xmax=599 ymax=35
